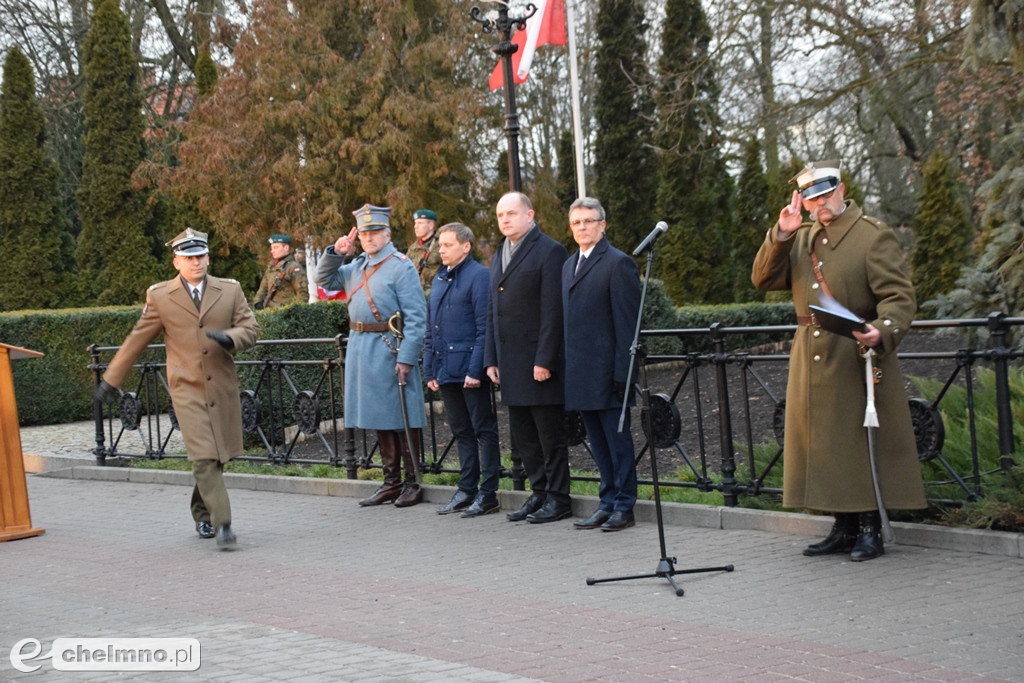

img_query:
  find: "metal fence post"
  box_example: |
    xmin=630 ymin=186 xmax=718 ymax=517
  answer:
xmin=986 ymin=312 xmax=1017 ymax=472
xmin=710 ymin=323 xmax=738 ymax=507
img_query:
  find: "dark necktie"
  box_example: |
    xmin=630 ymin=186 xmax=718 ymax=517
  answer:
xmin=192 ymin=287 xmax=201 ymax=310
xmin=575 ymin=254 xmax=587 ymax=275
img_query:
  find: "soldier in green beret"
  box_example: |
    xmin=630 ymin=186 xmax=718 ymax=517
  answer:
xmin=405 ymin=209 xmax=442 ymax=296
xmin=253 ymin=234 xmax=308 ymax=309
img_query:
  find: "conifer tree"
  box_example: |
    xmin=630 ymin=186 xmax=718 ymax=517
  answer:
xmin=651 ymin=0 xmax=734 ymax=304
xmin=732 ymin=139 xmax=770 ymax=302
xmin=171 ymin=0 xmax=482 ymax=252
xmin=592 ymin=0 xmax=656 ymax=251
xmin=934 ymin=0 xmax=1024 ymax=316
xmin=0 ymin=47 xmax=73 ymax=311
xmin=910 ymin=150 xmax=973 ymax=304
xmin=75 ymin=0 xmax=159 ymax=305
xmin=554 ymin=129 xmax=576 ymax=214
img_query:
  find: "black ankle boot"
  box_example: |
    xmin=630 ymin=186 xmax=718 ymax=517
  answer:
xmin=803 ymin=513 xmax=858 ymax=556
xmin=850 ymin=511 xmax=885 ymax=562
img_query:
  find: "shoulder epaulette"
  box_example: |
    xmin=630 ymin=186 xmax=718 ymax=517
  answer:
xmin=396 ymin=253 xmax=409 ymax=261
xmin=859 ymin=214 xmax=886 ymax=231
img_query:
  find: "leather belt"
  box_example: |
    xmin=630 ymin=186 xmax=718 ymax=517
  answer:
xmin=796 ymin=314 xmax=819 ymax=327
xmin=349 ymin=321 xmax=390 ymax=333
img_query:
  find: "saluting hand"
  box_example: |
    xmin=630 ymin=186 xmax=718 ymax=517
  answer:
xmin=334 ymin=227 xmax=359 ymax=256
xmin=777 ymin=190 xmax=804 ymax=237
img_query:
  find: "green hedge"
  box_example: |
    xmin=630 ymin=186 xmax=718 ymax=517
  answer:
xmin=2 ymin=285 xmax=799 ymax=426
xmin=0 ymin=302 xmax=350 ymax=426
xmin=642 ymin=279 xmax=795 ymax=356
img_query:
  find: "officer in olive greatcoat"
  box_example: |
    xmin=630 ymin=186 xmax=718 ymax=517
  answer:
xmin=316 ymin=205 xmax=428 ymax=507
xmin=752 ymin=159 xmax=926 ymax=562
xmin=405 ymin=209 xmax=442 ymax=295
xmin=253 ymin=234 xmax=308 ymax=309
xmin=96 ymin=228 xmax=260 ymax=549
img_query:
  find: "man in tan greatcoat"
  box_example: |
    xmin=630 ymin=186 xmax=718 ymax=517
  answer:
xmin=95 ymin=228 xmax=260 ymax=549
xmin=752 ymin=159 xmax=925 ymax=562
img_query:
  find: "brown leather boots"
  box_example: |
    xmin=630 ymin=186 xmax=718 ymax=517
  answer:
xmin=358 ymin=429 xmax=422 ymax=507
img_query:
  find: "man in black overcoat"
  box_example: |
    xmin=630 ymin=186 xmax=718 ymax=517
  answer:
xmin=484 ymin=192 xmax=572 ymax=523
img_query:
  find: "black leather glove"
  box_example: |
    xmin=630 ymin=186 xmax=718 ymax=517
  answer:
xmin=252 ymin=300 xmax=264 ymax=311
xmin=613 ymin=381 xmax=629 ymax=403
xmin=94 ymin=380 xmax=118 ymax=403
xmin=206 ymin=330 xmax=234 ymax=350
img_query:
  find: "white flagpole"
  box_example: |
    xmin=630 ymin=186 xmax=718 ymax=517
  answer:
xmin=564 ymin=0 xmax=586 ymax=198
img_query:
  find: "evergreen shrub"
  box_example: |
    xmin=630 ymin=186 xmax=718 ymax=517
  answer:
xmin=3 ymin=294 xmax=799 ymax=427
xmin=1 ymin=302 xmax=349 ymax=426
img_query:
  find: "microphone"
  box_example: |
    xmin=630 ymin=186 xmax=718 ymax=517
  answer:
xmin=632 ymin=221 xmax=669 ymax=257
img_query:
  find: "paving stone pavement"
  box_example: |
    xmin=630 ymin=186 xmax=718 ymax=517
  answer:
xmin=3 ymin=469 xmax=1023 ymax=682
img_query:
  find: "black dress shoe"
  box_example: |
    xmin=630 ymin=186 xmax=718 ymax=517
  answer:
xmin=506 ymin=493 xmax=546 ymax=522
xmin=526 ymin=498 xmax=572 ymax=524
xmin=437 ymin=490 xmax=475 ymax=515
xmin=573 ymin=509 xmax=612 ymax=530
xmin=600 ymin=510 xmax=635 ymax=532
xmin=195 ymin=521 xmax=215 ymax=539
xmin=215 ymin=524 xmax=237 ymax=549
xmin=461 ymin=494 xmax=500 ymax=518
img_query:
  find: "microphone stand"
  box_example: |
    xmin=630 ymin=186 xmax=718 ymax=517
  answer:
xmin=589 ymin=235 xmax=733 ymax=597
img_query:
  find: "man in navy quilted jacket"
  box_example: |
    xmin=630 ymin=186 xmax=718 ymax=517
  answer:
xmin=424 ymin=223 xmax=502 ymax=518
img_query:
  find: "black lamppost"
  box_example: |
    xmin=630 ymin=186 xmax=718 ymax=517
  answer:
xmin=470 ymin=1 xmax=538 ymax=192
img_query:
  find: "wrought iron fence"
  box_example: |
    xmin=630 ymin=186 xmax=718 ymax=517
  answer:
xmin=88 ymin=313 xmax=1023 ymax=506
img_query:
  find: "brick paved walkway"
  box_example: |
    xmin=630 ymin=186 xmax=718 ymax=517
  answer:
xmin=2 ymin=472 xmax=1022 ymax=682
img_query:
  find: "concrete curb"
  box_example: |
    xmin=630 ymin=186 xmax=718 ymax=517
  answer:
xmin=37 ymin=464 xmax=1023 ymax=559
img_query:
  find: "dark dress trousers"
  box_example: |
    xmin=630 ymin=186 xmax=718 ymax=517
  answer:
xmin=562 ymin=237 xmax=641 ymax=512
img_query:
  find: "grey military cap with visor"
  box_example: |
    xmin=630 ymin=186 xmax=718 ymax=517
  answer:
xmin=353 ymin=204 xmax=392 ymax=232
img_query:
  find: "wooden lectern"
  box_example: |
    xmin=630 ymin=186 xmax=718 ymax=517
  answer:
xmin=0 ymin=342 xmax=45 ymax=541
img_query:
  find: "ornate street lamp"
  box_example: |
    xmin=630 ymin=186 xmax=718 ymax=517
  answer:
xmin=469 ymin=1 xmax=538 ymax=192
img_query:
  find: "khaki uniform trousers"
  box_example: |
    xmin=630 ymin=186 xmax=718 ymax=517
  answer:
xmin=190 ymin=459 xmax=232 ymax=528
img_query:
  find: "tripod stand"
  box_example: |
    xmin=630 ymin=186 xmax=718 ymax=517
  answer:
xmin=586 ymin=229 xmax=734 ymax=597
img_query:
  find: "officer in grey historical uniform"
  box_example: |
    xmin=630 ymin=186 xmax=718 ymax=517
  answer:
xmin=405 ymin=208 xmax=442 ymax=295
xmin=316 ymin=204 xmax=428 ymax=507
xmin=96 ymin=228 xmax=260 ymax=549
xmin=253 ymin=234 xmax=308 ymax=309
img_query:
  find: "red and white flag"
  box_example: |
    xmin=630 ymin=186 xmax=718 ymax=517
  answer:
xmin=317 ymin=286 xmax=346 ymax=302
xmin=488 ymin=0 xmax=567 ymax=91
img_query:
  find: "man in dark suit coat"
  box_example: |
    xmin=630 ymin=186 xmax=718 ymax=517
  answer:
xmin=484 ymin=192 xmax=571 ymax=523
xmin=562 ymin=197 xmax=642 ymax=531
